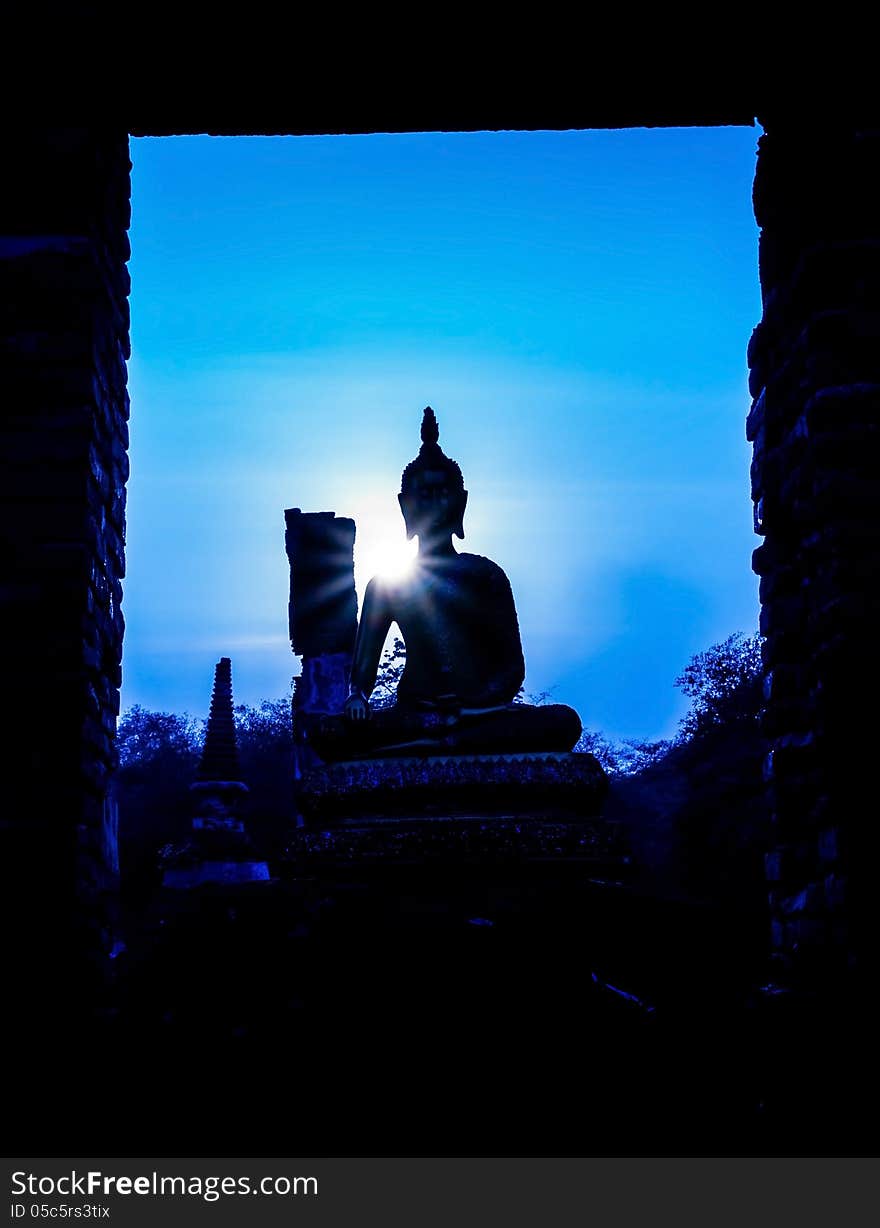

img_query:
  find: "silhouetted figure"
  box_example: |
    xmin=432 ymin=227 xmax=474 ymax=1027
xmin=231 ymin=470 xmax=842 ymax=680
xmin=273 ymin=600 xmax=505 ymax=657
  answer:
xmin=308 ymin=408 xmax=581 ymax=760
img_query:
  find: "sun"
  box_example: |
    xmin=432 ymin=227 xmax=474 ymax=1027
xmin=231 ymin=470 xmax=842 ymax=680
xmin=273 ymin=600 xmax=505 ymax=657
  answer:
xmin=356 ymin=535 xmax=417 ymax=587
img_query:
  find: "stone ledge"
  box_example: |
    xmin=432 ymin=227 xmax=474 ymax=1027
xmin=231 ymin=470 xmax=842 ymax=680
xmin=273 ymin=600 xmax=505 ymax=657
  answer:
xmin=162 ymin=860 xmax=271 ymax=889
xmin=285 ymin=814 xmax=630 ymax=866
xmin=298 ymin=751 xmax=608 ymax=822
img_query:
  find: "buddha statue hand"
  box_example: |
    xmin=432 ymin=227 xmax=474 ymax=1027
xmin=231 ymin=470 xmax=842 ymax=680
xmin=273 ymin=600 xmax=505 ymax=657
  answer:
xmin=344 ymin=688 xmax=370 ymax=722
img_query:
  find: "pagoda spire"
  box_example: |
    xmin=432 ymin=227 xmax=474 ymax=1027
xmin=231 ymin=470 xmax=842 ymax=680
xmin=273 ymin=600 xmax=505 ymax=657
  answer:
xmin=197 ymin=657 xmax=243 ymax=784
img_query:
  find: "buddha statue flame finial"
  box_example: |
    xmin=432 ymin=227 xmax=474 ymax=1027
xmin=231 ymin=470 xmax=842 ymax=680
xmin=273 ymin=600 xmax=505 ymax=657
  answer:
xmin=421 ymin=405 xmax=439 ymax=445
xmin=400 ymin=406 xmax=464 ymax=496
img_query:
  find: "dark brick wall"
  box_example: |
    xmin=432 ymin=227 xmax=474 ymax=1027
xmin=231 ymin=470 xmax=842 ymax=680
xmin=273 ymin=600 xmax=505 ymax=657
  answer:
xmin=750 ymin=118 xmax=880 ymax=983
xmin=0 ymin=129 xmax=131 ymax=1016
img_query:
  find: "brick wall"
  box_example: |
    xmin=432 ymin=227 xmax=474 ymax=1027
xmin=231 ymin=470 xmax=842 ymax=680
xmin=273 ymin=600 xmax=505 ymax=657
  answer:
xmin=0 ymin=129 xmax=131 ymax=1016
xmin=750 ymin=117 xmax=880 ymax=983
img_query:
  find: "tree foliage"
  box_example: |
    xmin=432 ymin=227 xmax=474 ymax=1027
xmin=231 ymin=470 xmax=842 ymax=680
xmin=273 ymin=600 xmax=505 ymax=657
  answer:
xmin=574 ymin=633 xmax=764 ymax=775
xmin=115 ymin=706 xmax=204 ymax=893
xmin=674 ymin=632 xmax=764 ymax=742
xmin=117 ymin=705 xmax=203 ymax=768
xmin=370 ymin=635 xmax=407 ymax=710
xmin=234 ymin=697 xmax=294 ymax=754
xmin=115 ymin=697 xmax=298 ymax=885
xmin=233 ymin=697 xmax=296 ymax=855
xmin=574 ymin=728 xmax=673 ymax=777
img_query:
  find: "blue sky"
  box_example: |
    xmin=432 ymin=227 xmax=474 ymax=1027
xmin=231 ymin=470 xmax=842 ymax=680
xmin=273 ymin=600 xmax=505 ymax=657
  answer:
xmin=123 ymin=125 xmax=762 ymax=742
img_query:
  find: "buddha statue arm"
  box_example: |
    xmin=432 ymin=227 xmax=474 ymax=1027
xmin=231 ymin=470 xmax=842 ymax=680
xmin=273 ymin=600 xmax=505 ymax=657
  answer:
xmin=482 ymin=564 xmax=526 ymax=706
xmin=490 ymin=641 xmax=526 ymax=706
xmin=345 ymin=577 xmax=393 ymax=721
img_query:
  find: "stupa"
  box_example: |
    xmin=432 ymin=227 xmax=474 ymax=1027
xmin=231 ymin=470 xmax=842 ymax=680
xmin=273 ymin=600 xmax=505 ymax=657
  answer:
xmin=162 ymin=657 xmax=270 ymax=887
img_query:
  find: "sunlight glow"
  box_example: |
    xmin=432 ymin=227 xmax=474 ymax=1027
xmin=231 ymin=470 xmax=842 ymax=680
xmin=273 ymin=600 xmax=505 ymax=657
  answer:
xmin=356 ymin=534 xmax=417 ymax=586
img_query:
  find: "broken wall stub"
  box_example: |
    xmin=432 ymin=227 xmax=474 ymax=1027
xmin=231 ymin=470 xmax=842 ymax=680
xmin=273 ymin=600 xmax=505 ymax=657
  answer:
xmin=284 ymin=509 xmax=358 ymax=778
xmin=750 ymin=116 xmax=880 ymax=984
xmin=0 ymin=128 xmax=131 ymax=1016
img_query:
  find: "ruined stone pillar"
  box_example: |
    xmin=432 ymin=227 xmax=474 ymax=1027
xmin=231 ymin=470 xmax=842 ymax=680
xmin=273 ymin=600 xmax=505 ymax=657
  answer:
xmin=284 ymin=509 xmax=358 ymax=786
xmin=749 ymin=115 xmax=880 ymax=984
xmin=0 ymin=129 xmax=131 ymax=1016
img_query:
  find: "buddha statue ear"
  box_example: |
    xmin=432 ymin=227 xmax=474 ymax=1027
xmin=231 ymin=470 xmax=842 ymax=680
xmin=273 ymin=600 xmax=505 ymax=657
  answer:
xmin=454 ymin=489 xmax=468 ymax=540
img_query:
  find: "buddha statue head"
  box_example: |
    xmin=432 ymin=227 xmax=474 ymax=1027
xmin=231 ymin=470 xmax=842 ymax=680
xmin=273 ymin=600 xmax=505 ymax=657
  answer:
xmin=398 ymin=407 xmax=469 ymax=543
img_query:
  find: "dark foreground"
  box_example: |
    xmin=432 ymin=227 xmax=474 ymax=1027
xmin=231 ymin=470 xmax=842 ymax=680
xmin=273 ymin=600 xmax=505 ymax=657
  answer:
xmin=6 ymin=823 xmax=875 ymax=1156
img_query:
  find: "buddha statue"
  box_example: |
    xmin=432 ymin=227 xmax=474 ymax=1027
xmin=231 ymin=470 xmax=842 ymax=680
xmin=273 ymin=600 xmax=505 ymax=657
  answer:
xmin=307 ymin=408 xmax=582 ymax=760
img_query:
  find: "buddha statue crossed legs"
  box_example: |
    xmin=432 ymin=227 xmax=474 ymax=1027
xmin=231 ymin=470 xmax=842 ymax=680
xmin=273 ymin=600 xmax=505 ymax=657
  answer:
xmin=307 ymin=408 xmax=582 ymax=761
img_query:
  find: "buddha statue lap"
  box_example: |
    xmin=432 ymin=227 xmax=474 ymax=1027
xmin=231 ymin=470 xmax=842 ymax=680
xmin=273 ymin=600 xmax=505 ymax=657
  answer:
xmin=305 ymin=408 xmax=582 ymax=761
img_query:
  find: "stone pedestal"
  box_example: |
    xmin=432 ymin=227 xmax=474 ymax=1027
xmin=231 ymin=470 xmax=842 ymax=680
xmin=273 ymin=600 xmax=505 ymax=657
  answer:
xmin=287 ymin=755 xmax=625 ymax=883
xmin=161 ymin=779 xmax=271 ymax=889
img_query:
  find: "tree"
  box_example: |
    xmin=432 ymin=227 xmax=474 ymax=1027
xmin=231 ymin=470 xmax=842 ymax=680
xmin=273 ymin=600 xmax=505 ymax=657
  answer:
xmin=370 ymin=635 xmax=407 ymax=710
xmin=115 ymin=706 xmax=204 ymax=894
xmin=234 ymin=696 xmax=294 ymax=755
xmin=115 ymin=694 xmax=302 ymax=880
xmin=574 ymin=729 xmax=674 ymax=776
xmin=573 ymin=633 xmax=764 ymax=775
xmin=233 ymin=697 xmax=297 ymax=854
xmin=117 ymin=705 xmax=203 ymax=768
xmin=674 ymin=632 xmax=764 ymax=742
xmin=612 ymin=737 xmax=676 ymax=775
xmin=574 ymin=728 xmax=620 ymax=773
